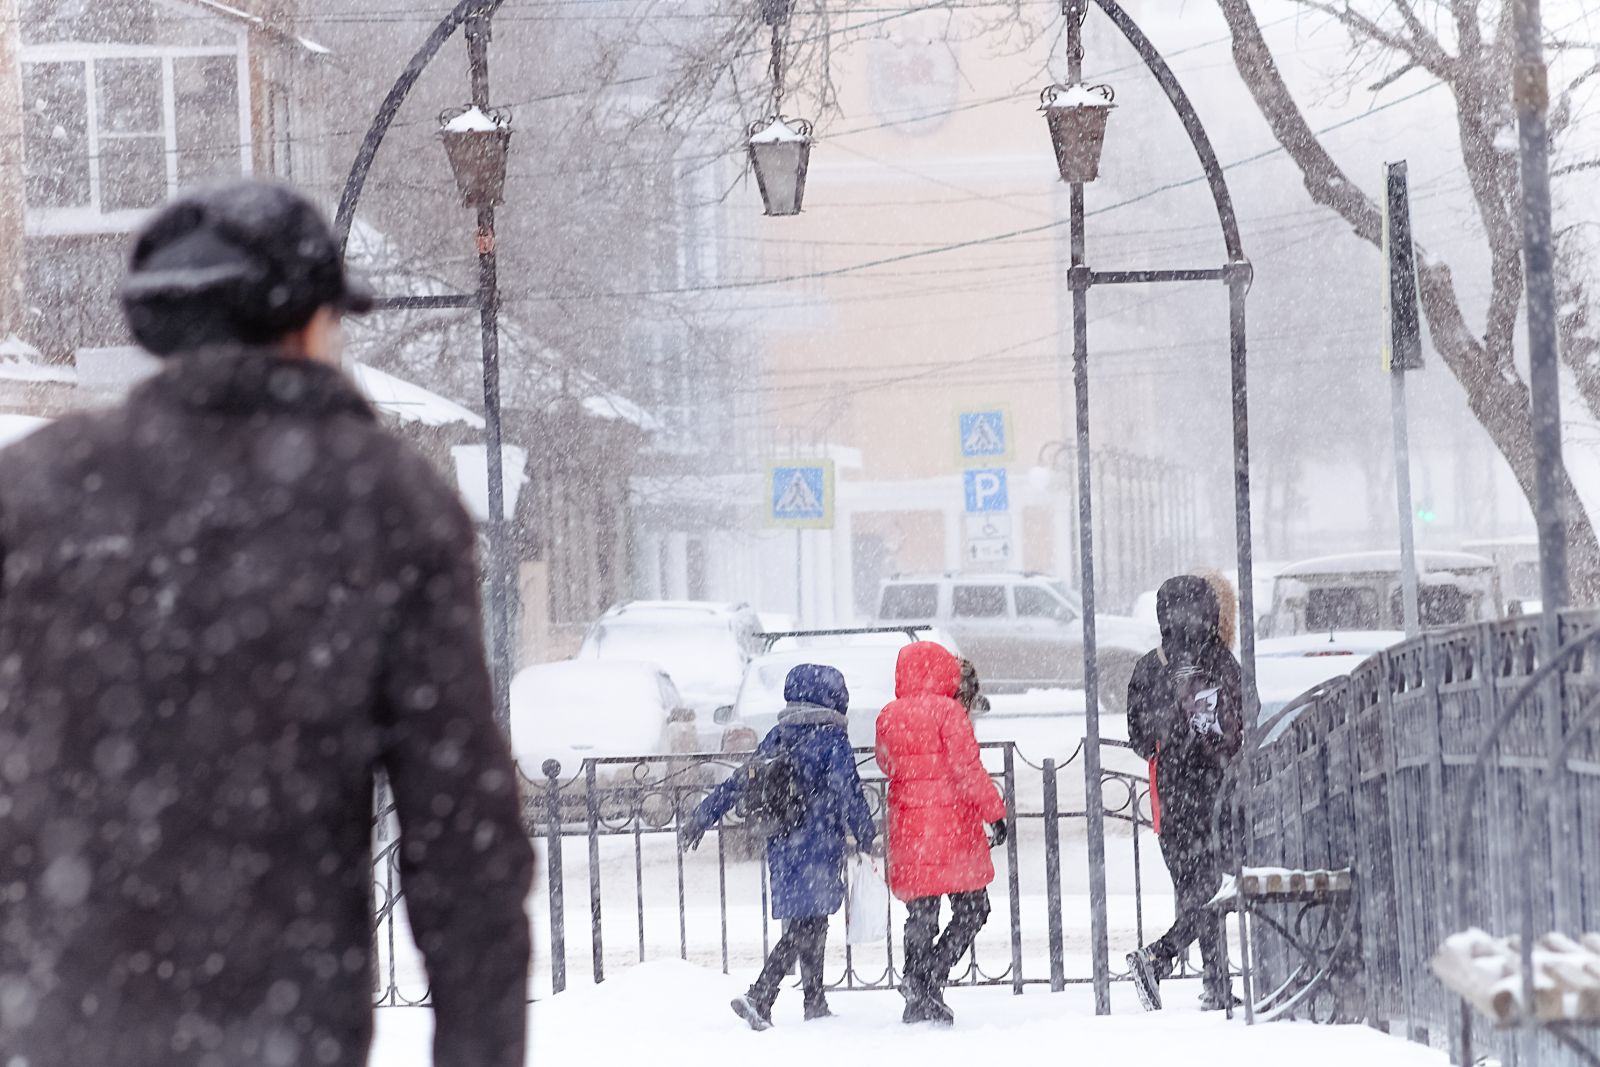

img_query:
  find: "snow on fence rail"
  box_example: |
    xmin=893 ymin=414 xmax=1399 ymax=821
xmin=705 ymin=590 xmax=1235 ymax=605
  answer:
xmin=1244 ymin=608 xmax=1600 ymax=1064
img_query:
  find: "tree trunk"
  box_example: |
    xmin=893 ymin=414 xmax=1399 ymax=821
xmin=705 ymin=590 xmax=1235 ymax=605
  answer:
xmin=1215 ymin=0 xmax=1600 ymax=603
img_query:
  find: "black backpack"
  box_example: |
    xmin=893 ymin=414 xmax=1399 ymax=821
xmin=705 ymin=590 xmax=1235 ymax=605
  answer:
xmin=736 ymin=749 xmax=806 ymax=839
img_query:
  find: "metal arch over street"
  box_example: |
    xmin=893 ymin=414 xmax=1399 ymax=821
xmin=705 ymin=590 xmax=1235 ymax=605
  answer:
xmin=1089 ymin=0 xmax=1246 ymax=266
xmin=333 ymin=0 xmax=509 ymax=256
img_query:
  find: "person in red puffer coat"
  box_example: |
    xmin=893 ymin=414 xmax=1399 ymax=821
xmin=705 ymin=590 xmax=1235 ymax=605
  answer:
xmin=876 ymin=642 xmax=1008 ymax=1025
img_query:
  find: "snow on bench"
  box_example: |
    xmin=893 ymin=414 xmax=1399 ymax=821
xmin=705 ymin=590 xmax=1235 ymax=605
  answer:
xmin=1209 ymin=867 xmax=1354 ymax=909
xmin=1432 ymin=928 xmax=1600 ymax=1026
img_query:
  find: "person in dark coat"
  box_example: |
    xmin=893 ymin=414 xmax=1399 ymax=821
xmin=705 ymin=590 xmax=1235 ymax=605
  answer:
xmin=1125 ymin=574 xmax=1244 ymax=1012
xmin=680 ymin=663 xmax=876 ymax=1030
xmin=0 ymin=180 xmax=535 ymax=1067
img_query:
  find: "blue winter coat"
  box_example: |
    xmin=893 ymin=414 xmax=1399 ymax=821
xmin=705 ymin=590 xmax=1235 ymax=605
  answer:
xmin=692 ymin=703 xmax=877 ymax=920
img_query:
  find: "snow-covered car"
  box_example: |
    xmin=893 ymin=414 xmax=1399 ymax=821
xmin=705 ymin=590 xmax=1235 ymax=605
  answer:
xmin=720 ymin=643 xmax=935 ymax=752
xmin=575 ymin=600 xmax=764 ymax=721
xmin=875 ymin=572 xmax=1157 ymax=711
xmin=510 ymin=660 xmax=731 ymax=827
xmin=1261 ymin=550 xmax=1501 ymax=638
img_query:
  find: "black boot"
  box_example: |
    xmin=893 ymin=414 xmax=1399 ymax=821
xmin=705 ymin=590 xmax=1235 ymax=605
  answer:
xmin=803 ymin=992 xmax=834 ymax=1021
xmin=1127 ymin=948 xmax=1165 ymax=1012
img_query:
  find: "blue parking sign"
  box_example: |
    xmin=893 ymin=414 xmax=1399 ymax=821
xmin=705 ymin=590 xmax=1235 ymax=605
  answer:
xmin=963 ymin=468 xmax=1009 ymax=513
xmin=959 ymin=410 xmax=1008 ymax=461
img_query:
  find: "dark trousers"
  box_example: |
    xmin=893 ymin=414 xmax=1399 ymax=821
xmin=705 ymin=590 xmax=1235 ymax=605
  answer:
xmin=749 ymin=916 xmax=828 ymax=1012
xmin=1149 ymin=815 xmax=1228 ymax=995
xmin=904 ymin=890 xmax=991 ymax=992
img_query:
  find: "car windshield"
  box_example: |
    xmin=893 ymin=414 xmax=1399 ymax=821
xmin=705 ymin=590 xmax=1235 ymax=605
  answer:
xmin=587 ymin=623 xmax=742 ymax=701
xmin=1050 ymin=581 xmax=1084 ymax=614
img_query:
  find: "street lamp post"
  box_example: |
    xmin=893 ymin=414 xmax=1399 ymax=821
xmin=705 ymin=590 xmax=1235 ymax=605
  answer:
xmin=1039 ymin=0 xmax=1256 ymax=1016
xmin=333 ymin=0 xmax=517 ymax=736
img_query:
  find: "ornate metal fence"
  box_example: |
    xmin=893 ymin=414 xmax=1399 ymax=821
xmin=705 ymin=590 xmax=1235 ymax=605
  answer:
xmin=1243 ymin=609 xmax=1600 ymax=1063
xmin=371 ymin=738 xmax=1197 ymax=1007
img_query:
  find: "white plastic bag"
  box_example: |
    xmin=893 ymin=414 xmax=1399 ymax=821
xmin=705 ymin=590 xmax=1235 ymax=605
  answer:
xmin=845 ymin=854 xmax=889 ymax=946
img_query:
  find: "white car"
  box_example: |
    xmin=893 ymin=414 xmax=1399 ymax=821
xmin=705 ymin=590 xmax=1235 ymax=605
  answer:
xmin=509 ymin=660 xmax=698 ymax=783
xmin=575 ymin=600 xmax=764 ymax=720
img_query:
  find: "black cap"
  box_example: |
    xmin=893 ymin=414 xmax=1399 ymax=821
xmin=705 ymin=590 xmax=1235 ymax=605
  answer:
xmin=121 ymin=179 xmax=373 ymax=357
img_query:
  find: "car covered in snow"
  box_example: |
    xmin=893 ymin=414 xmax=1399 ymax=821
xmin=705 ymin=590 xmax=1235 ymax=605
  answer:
xmin=1261 ymin=550 xmax=1501 ymax=639
xmin=509 ymin=660 xmax=732 ymax=827
xmin=875 ymin=572 xmax=1157 ymax=711
xmin=575 ymin=600 xmax=764 ymax=719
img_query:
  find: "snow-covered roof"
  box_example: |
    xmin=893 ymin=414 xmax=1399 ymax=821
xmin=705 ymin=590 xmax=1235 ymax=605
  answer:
xmin=582 ymin=393 xmax=661 ymax=432
xmin=350 ymin=363 xmax=484 ymax=429
xmin=1278 ymin=549 xmax=1495 ymax=577
xmin=192 ymin=0 xmax=333 ymax=56
xmin=0 ymin=414 xmax=51 ymax=448
xmin=0 ymin=337 xmax=77 ymax=384
xmin=450 ymin=444 xmax=529 ymax=522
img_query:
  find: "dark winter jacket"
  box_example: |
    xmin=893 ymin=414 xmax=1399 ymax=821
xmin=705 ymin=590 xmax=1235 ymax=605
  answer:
xmin=1127 ymin=576 xmax=1245 ymax=834
xmin=0 ymin=346 xmax=534 ymax=1067
xmin=690 ymin=665 xmax=876 ymax=920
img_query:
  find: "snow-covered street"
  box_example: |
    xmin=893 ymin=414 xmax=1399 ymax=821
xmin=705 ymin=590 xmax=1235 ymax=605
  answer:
xmin=370 ymin=961 xmax=1446 ymax=1067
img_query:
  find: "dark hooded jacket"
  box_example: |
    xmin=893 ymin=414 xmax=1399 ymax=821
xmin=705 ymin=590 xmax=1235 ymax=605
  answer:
xmin=690 ymin=664 xmax=876 ymax=919
xmin=0 ymin=347 xmax=534 ymax=1067
xmin=1126 ymin=575 xmax=1244 ymax=833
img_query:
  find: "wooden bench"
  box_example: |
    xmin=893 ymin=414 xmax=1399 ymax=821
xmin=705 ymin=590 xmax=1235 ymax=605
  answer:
xmin=1433 ymin=929 xmax=1600 ymax=1064
xmin=1211 ymin=866 xmax=1359 ymax=1023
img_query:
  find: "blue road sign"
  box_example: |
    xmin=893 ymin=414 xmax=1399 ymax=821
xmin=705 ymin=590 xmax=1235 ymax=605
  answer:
xmin=769 ymin=461 xmax=834 ymax=528
xmin=959 ymin=410 xmax=1008 ymax=461
xmin=963 ymin=468 xmax=1009 ymax=514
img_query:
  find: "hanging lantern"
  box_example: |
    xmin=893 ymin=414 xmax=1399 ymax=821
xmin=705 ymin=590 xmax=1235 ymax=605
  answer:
xmin=1039 ymin=83 xmax=1114 ymax=183
xmin=747 ymin=115 xmax=813 ymax=216
xmin=438 ymin=105 xmax=513 ymax=208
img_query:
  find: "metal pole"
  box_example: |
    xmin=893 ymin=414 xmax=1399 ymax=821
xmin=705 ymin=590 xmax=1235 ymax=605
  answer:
xmin=466 ymin=11 xmax=515 ymax=736
xmin=796 ymin=527 xmax=804 ymax=621
xmin=1227 ymin=268 xmax=1259 ymax=1022
xmin=1511 ymin=0 xmax=1572 ymax=943
xmin=1063 ymin=0 xmax=1112 ymax=1016
xmin=1512 ymin=0 xmax=1569 ymax=629
xmin=1391 ymin=368 xmax=1421 ymax=637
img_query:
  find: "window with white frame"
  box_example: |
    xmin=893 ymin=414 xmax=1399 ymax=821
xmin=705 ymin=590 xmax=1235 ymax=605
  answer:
xmin=20 ymin=3 xmax=251 ymax=235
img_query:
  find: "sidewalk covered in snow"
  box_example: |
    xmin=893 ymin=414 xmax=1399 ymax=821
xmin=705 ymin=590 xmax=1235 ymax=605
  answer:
xmin=369 ymin=962 xmax=1447 ymax=1067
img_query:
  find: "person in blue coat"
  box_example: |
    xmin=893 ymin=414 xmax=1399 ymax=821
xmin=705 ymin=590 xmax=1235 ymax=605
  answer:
xmin=680 ymin=663 xmax=877 ymax=1030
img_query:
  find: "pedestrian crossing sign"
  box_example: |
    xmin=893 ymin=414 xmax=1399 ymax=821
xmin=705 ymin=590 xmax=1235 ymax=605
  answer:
xmin=768 ymin=460 xmax=835 ymax=529
xmin=957 ymin=408 xmax=1012 ymax=464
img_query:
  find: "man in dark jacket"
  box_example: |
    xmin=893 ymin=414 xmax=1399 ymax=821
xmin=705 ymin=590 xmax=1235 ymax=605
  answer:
xmin=681 ymin=664 xmax=876 ymax=1030
xmin=0 ymin=180 xmax=534 ymax=1067
xmin=1125 ymin=574 xmax=1244 ymax=1013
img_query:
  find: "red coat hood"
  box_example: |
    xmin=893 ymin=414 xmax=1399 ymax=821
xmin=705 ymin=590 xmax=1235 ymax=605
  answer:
xmin=895 ymin=642 xmax=961 ymax=700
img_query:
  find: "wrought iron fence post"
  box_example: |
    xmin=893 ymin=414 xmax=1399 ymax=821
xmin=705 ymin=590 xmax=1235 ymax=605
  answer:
xmin=1042 ymin=757 xmax=1066 ymax=992
xmin=586 ymin=759 xmax=604 ymax=984
xmin=1003 ymin=744 xmax=1024 ymax=995
xmin=544 ymin=761 xmax=566 ymax=994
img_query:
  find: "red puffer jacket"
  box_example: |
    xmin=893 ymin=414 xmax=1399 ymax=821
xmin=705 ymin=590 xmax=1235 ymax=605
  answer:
xmin=875 ymin=643 xmax=1007 ymax=901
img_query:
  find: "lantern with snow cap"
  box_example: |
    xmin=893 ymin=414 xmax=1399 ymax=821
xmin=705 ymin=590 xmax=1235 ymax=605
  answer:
xmin=747 ymin=115 xmax=812 ymax=217
xmin=439 ymin=105 xmax=513 ymax=208
xmin=1039 ymin=83 xmax=1114 ymax=183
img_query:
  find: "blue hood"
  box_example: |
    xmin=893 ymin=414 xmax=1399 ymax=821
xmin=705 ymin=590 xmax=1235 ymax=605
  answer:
xmin=783 ymin=663 xmax=849 ymax=715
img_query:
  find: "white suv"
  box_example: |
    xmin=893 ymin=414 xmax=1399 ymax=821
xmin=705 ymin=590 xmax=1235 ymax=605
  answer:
xmin=875 ymin=573 xmax=1157 ymax=712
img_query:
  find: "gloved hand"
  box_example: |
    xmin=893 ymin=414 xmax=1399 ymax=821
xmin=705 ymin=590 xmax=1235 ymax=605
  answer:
xmin=679 ymin=820 xmax=706 ymax=852
xmin=987 ymin=820 xmax=1007 ymax=849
